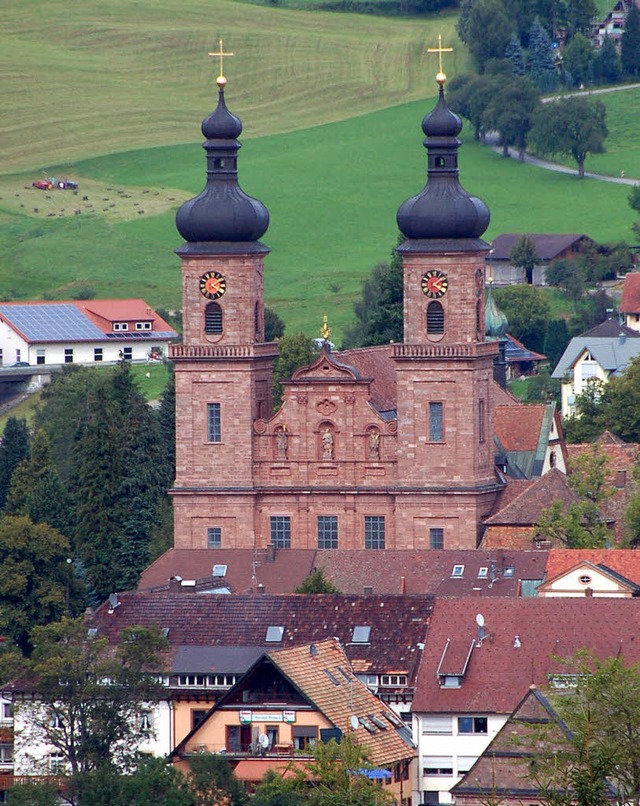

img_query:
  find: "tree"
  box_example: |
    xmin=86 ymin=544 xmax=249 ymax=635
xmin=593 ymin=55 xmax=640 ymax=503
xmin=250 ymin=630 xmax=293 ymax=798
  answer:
xmin=252 ymin=733 xmax=394 ymax=806
xmin=543 ymin=318 xmax=571 ymax=371
xmin=465 ymin=0 xmax=514 ymax=72
xmin=527 ymin=17 xmax=559 ymax=91
xmin=295 ymin=568 xmax=340 ymax=594
xmin=562 ymin=378 xmax=608 ymax=444
xmin=529 ymin=96 xmax=607 ymax=178
xmin=546 ymin=258 xmax=586 ymax=303
xmin=594 ymin=34 xmax=620 ymax=84
xmin=448 ymin=74 xmax=502 ymax=141
xmin=621 ymin=2 xmax=640 ymax=77
xmin=536 ymin=445 xmax=612 ymax=548
xmin=186 ymin=754 xmax=246 ymax=806
xmin=494 ymin=284 xmax=550 ymax=354
xmin=483 ymin=76 xmax=540 ymax=159
xmin=629 ymin=184 xmax=640 ymax=240
xmin=0 ymin=417 xmax=30 ymax=510
xmin=536 ymin=653 xmax=640 ymax=806
xmin=565 ymin=0 xmax=598 ymax=39
xmin=272 ymin=332 xmax=316 ymax=410
xmin=5 ymin=428 xmax=73 ymax=537
xmin=561 ymin=33 xmax=595 ymax=87
xmin=6 ymin=782 xmax=58 ymax=806
xmin=601 ymin=356 xmax=640 ymax=442
xmin=0 ymin=515 xmax=82 ymax=655
xmin=510 ymin=234 xmax=541 ymax=282
xmin=505 ymin=33 xmax=526 ymax=75
xmin=264 ymin=306 xmax=286 ymax=342
xmin=16 ymin=617 xmax=168 ymax=785
xmin=342 ymin=243 xmax=403 ymax=348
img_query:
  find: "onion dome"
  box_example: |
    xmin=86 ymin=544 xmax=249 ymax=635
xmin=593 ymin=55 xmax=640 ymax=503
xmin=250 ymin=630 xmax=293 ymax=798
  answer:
xmin=485 ymin=281 xmax=509 ymax=338
xmin=176 ymin=77 xmax=269 ymax=244
xmin=397 ymin=79 xmax=490 ymax=241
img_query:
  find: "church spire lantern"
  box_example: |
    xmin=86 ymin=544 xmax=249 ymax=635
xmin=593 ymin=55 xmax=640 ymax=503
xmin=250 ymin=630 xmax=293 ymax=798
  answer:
xmin=176 ymin=42 xmax=269 ymax=245
xmin=396 ymin=48 xmax=489 ymax=242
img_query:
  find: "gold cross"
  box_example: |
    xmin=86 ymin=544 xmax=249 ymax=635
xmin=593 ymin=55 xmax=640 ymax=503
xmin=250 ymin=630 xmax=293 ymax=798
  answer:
xmin=208 ymin=39 xmax=234 ymax=87
xmin=320 ymin=314 xmax=331 ymax=342
xmin=427 ymin=34 xmax=453 ymax=85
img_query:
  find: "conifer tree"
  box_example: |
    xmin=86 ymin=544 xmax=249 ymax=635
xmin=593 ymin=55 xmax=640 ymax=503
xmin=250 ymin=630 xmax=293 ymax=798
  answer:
xmin=505 ymin=33 xmax=526 ymax=75
xmin=595 ymin=34 xmax=620 ymax=84
xmin=621 ymin=3 xmax=640 ymax=76
xmin=0 ymin=416 xmax=30 ymax=510
xmin=527 ymin=17 xmax=559 ymax=90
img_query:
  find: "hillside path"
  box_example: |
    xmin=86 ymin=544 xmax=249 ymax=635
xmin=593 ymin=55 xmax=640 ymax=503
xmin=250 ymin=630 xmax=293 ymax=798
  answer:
xmin=487 ymin=83 xmax=640 ymax=185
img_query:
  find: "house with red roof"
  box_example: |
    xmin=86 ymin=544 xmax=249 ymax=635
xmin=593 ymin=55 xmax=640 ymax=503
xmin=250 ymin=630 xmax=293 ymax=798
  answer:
xmin=0 ymin=299 xmax=176 ymax=367
xmin=410 ymin=598 xmax=640 ymax=806
xmin=169 ymin=638 xmax=416 ymax=801
xmin=494 ymin=402 xmax=567 ymax=479
xmin=620 ymin=272 xmax=640 ymax=333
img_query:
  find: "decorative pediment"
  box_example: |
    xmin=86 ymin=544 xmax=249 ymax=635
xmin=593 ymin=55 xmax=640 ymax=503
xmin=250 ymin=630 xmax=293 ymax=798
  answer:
xmin=292 ymin=350 xmax=362 ymax=383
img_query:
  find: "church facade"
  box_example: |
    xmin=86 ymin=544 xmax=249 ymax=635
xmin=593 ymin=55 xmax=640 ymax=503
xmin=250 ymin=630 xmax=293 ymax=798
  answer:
xmin=170 ymin=68 xmax=504 ymax=552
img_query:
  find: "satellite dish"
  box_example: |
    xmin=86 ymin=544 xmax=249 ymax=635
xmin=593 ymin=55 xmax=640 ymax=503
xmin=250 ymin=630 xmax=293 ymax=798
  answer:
xmin=309 ymin=643 xmax=317 ymax=657
xmin=476 ymin=613 xmax=485 ymax=627
xmin=350 ymin=715 xmax=359 ymax=730
xmin=258 ymin=733 xmax=270 ymax=748
xmin=108 ymin=593 xmax=120 ymax=613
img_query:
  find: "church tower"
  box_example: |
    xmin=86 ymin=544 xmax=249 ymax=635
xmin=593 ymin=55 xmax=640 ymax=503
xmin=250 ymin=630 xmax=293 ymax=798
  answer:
xmin=393 ymin=61 xmax=501 ymax=544
xmin=170 ymin=52 xmax=277 ymax=548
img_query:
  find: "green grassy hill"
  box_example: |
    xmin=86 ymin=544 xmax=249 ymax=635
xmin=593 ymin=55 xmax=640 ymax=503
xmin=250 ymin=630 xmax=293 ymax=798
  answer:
xmin=1 ymin=0 xmax=639 ymax=341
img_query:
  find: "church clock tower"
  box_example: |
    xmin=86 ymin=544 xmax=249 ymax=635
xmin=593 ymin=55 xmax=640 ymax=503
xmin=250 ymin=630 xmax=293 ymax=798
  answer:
xmin=393 ymin=54 xmax=501 ymax=545
xmin=170 ymin=48 xmax=277 ymax=548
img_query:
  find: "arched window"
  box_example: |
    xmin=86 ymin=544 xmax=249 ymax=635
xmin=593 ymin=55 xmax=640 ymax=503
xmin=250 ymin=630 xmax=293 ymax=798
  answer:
xmin=426 ymin=301 xmax=445 ymax=336
xmin=204 ymin=302 xmax=223 ymax=334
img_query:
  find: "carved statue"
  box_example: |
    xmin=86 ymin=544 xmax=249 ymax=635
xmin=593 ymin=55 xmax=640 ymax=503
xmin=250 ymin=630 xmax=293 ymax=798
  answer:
xmin=321 ymin=427 xmax=334 ymax=460
xmin=275 ymin=426 xmax=288 ymax=459
xmin=368 ymin=430 xmax=380 ymax=460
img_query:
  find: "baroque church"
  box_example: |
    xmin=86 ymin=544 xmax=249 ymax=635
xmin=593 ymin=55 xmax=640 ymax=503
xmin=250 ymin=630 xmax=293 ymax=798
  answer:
xmin=169 ymin=59 xmax=507 ymax=553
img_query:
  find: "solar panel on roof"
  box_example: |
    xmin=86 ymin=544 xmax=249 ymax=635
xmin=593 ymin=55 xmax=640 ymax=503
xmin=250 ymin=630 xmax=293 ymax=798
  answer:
xmin=0 ymin=304 xmax=104 ymax=342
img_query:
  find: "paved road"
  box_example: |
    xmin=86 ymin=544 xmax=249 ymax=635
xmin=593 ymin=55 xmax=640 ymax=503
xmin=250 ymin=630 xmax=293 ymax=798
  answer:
xmin=487 ymin=83 xmax=640 ymax=185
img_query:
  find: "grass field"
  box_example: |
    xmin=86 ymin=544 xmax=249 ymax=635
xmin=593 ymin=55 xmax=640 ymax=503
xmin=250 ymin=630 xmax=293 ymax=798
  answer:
xmin=2 ymin=0 xmax=639 ymax=342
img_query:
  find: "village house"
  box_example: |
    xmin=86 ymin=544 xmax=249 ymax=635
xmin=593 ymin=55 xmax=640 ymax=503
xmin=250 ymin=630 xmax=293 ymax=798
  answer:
xmin=486 ymin=234 xmax=593 ymax=286
xmin=0 ymin=299 xmax=176 ymax=367
xmin=410 ymin=597 xmax=640 ymax=806
xmin=169 ymin=638 xmax=416 ymax=804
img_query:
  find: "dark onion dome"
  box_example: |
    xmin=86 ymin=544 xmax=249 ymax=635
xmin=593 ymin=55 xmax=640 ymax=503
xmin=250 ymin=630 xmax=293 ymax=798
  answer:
xmin=176 ymin=78 xmax=269 ymax=244
xmin=397 ymin=80 xmax=490 ymax=241
xmin=485 ymin=281 xmax=509 ymax=338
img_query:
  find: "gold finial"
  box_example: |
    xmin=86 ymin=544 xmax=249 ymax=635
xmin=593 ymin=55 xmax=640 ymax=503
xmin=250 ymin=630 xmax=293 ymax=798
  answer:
xmin=320 ymin=314 xmax=331 ymax=342
xmin=427 ymin=34 xmax=453 ymax=86
xmin=208 ymin=39 xmax=234 ymax=88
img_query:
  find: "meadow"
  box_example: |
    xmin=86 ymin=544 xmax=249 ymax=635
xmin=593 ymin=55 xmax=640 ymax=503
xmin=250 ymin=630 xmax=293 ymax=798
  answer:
xmin=1 ymin=0 xmax=639 ymax=341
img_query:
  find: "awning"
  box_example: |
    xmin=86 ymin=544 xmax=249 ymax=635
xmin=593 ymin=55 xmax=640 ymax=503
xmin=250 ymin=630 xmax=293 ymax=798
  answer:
xmin=356 ymin=768 xmax=392 ymax=779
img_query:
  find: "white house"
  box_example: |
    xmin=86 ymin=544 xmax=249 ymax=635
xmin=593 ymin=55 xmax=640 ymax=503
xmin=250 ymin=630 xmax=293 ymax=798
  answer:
xmin=0 ymin=299 xmax=176 ymax=367
xmin=551 ymin=317 xmax=640 ymax=417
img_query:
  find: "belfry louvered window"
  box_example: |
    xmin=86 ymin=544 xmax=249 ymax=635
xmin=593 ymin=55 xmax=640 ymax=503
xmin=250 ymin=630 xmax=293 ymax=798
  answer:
xmin=426 ymin=301 xmax=445 ymax=335
xmin=204 ymin=302 xmax=223 ymax=334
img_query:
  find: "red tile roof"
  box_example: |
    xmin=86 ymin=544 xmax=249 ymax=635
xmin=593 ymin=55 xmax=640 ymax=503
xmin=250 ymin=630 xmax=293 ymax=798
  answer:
xmin=337 ymin=346 xmax=396 ymax=414
xmin=72 ymin=299 xmax=173 ymax=332
xmin=545 ymin=549 xmax=640 ymax=584
xmin=138 ymin=548 xmax=316 ymax=593
xmin=494 ymin=405 xmax=545 ymax=452
xmin=480 ymin=525 xmax=539 ymax=550
xmin=620 ymin=272 xmax=640 ymax=315
xmin=412 ymin=597 xmax=640 ymax=715
xmin=90 ymin=592 xmax=433 ymax=679
xmin=484 ymin=468 xmax=575 ymax=525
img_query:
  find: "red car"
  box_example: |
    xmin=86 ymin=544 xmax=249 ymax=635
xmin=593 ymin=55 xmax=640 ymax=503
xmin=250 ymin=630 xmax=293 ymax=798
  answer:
xmin=32 ymin=178 xmax=78 ymax=191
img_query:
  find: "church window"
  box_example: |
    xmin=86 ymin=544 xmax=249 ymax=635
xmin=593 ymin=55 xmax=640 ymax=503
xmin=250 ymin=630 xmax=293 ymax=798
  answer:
xmin=428 ymin=402 xmax=444 ymax=442
xmin=317 ymin=515 xmax=338 ymax=549
xmin=364 ymin=516 xmax=385 ymax=549
xmin=426 ymin=301 xmax=445 ymax=336
xmin=207 ymin=403 xmax=221 ymax=442
xmin=270 ymin=516 xmax=291 ymax=548
xmin=430 ymin=528 xmax=444 ymax=549
xmin=204 ymin=302 xmax=223 ymax=334
xmin=479 ymin=399 xmax=485 ymax=443
xmin=207 ymin=527 xmax=222 ymax=548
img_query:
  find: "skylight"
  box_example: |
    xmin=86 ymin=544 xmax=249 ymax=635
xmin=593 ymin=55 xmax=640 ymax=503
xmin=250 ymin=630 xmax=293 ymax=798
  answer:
xmin=478 ymin=567 xmax=488 ymax=578
xmin=503 ymin=566 xmax=515 ymax=578
xmin=451 ymin=565 xmax=464 ymax=578
xmin=212 ymin=564 xmax=228 ymax=577
xmin=265 ymin=626 xmax=285 ymax=642
xmin=351 ymin=625 xmax=371 ymax=644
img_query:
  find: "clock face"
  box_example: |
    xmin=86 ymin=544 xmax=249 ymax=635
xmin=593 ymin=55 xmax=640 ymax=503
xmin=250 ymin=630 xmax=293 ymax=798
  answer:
xmin=421 ymin=270 xmax=448 ymax=299
xmin=199 ymin=271 xmax=227 ymax=300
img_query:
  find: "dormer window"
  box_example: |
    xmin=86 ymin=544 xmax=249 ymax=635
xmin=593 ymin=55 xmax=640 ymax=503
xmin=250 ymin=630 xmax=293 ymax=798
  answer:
xmin=135 ymin=322 xmax=152 ymax=331
xmin=113 ymin=322 xmax=128 ymax=331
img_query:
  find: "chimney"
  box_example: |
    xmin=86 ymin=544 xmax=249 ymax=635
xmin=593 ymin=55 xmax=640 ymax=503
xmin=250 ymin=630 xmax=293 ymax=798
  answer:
xmin=257 ymin=583 xmax=266 ymax=595
xmin=585 ymin=587 xmax=594 ymax=597
xmin=400 ymin=576 xmax=406 ymax=594
xmin=168 ymin=576 xmax=182 ymax=592
xmin=363 ymin=585 xmax=373 ymax=595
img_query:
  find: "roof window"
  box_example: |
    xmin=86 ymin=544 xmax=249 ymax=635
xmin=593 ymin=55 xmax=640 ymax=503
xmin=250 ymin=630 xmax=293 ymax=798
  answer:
xmin=478 ymin=567 xmax=488 ymax=578
xmin=351 ymin=625 xmax=371 ymax=644
xmin=451 ymin=565 xmax=464 ymax=578
xmin=265 ymin=626 xmax=284 ymax=642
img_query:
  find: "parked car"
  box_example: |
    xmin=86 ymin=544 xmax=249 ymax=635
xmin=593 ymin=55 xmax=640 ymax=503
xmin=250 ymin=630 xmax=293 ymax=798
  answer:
xmin=10 ymin=361 xmax=30 ymax=367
